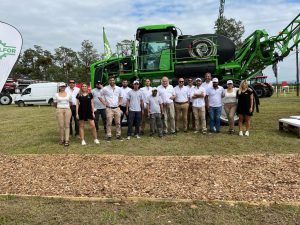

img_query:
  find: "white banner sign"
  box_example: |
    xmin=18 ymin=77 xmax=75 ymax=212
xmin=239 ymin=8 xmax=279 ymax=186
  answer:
xmin=0 ymin=21 xmax=22 ymax=91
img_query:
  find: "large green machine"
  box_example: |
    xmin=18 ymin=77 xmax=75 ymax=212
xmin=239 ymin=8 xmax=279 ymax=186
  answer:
xmin=90 ymin=13 xmax=300 ymax=88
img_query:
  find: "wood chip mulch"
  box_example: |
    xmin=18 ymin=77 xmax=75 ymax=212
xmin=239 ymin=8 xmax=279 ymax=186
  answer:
xmin=0 ymin=154 xmax=299 ymax=202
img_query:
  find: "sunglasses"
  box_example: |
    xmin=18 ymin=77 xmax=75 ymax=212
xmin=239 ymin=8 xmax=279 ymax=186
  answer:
xmin=179 ymin=81 xmax=184 ymax=83
xmin=69 ymin=82 xmax=75 ymax=84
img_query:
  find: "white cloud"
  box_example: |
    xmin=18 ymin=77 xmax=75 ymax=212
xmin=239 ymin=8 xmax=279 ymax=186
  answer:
xmin=1 ymin=0 xmax=299 ymax=81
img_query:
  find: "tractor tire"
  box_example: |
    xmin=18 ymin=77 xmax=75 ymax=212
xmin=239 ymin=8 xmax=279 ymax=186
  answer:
xmin=0 ymin=94 xmax=12 ymax=105
xmin=48 ymin=99 xmax=54 ymax=106
xmin=254 ymin=87 xmax=265 ymax=98
xmin=17 ymin=101 xmax=25 ymax=107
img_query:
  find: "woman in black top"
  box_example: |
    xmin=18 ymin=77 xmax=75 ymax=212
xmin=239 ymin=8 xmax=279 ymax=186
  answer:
xmin=237 ymin=80 xmax=254 ymax=137
xmin=76 ymin=83 xmax=99 ymax=145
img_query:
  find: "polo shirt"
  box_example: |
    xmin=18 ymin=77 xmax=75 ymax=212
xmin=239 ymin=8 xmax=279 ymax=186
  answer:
xmin=201 ymin=81 xmax=213 ymax=92
xmin=91 ymin=88 xmax=106 ymax=110
xmin=206 ymin=86 xmax=224 ymax=107
xmin=157 ymin=85 xmax=175 ymax=104
xmin=101 ymin=85 xmax=123 ymax=107
xmin=174 ymin=85 xmax=189 ymax=103
xmin=120 ymin=87 xmax=132 ymax=107
xmin=147 ymin=95 xmax=163 ymax=114
xmin=190 ymin=86 xmax=206 ymax=107
xmin=187 ymin=85 xmax=195 ymax=102
xmin=140 ymin=86 xmax=153 ymax=108
xmin=65 ymin=86 xmax=80 ymax=106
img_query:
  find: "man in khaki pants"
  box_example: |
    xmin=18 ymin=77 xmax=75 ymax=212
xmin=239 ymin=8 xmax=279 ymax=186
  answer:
xmin=190 ymin=78 xmax=207 ymax=134
xmin=157 ymin=76 xmax=176 ymax=135
xmin=174 ymin=77 xmax=189 ymax=132
xmin=100 ymin=77 xmax=123 ymax=141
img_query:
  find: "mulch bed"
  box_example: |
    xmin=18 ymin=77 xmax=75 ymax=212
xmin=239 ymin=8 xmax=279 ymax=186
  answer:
xmin=0 ymin=154 xmax=299 ymax=202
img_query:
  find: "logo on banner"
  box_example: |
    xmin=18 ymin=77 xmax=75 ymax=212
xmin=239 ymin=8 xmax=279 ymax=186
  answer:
xmin=0 ymin=40 xmax=16 ymax=60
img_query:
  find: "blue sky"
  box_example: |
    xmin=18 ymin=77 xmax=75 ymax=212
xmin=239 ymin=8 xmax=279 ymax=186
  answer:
xmin=1 ymin=0 xmax=299 ymax=82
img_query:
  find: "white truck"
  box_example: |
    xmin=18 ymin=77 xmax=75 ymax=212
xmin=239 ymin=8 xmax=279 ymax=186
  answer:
xmin=15 ymin=82 xmax=60 ymax=107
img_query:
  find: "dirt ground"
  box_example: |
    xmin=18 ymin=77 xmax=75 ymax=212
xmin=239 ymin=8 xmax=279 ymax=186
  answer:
xmin=0 ymin=154 xmax=299 ymax=203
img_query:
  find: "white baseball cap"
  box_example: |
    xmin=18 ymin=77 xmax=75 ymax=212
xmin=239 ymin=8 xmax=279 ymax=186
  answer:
xmin=195 ymin=78 xmax=202 ymax=81
xmin=227 ymin=80 xmax=233 ymax=84
xmin=133 ymin=80 xmax=139 ymax=84
xmin=212 ymin=78 xmax=219 ymax=83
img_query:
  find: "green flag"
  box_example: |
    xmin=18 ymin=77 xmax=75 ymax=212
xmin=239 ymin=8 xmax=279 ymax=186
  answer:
xmin=103 ymin=27 xmax=112 ymax=59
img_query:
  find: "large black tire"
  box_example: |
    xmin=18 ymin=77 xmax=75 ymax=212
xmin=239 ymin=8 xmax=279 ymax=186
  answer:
xmin=0 ymin=94 xmax=12 ymax=105
xmin=48 ymin=99 xmax=54 ymax=106
xmin=17 ymin=101 xmax=25 ymax=107
xmin=255 ymin=87 xmax=265 ymax=98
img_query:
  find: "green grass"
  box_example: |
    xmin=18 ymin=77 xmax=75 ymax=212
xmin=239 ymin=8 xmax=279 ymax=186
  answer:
xmin=0 ymin=196 xmax=299 ymax=225
xmin=0 ymin=96 xmax=299 ymax=155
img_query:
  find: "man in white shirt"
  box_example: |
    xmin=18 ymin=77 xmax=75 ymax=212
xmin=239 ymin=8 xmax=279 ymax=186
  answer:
xmin=190 ymin=78 xmax=207 ymax=134
xmin=100 ymin=77 xmax=123 ymax=141
xmin=140 ymin=78 xmax=152 ymax=134
xmin=174 ymin=77 xmax=189 ymax=132
xmin=206 ymin=77 xmax=224 ymax=133
xmin=91 ymin=81 xmax=106 ymax=134
xmin=65 ymin=79 xmax=80 ymax=137
xmin=147 ymin=87 xmax=163 ymax=137
xmin=202 ymin=72 xmax=213 ymax=126
xmin=126 ymin=80 xmax=144 ymax=139
xmin=187 ymin=78 xmax=195 ymax=130
xmin=120 ymin=79 xmax=132 ymax=124
xmin=157 ymin=76 xmax=176 ymax=135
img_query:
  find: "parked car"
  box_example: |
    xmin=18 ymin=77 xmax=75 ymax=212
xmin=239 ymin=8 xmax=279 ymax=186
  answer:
xmin=15 ymin=82 xmax=60 ymax=107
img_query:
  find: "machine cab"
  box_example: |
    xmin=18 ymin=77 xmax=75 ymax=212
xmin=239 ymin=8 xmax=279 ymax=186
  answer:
xmin=136 ymin=24 xmax=177 ymax=72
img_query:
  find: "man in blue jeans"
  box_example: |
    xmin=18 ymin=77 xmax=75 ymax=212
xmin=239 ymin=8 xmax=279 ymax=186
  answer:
xmin=126 ymin=80 xmax=144 ymax=139
xmin=206 ymin=78 xmax=224 ymax=133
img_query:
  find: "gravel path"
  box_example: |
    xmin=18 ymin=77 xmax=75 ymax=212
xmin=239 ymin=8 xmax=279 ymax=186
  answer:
xmin=0 ymin=154 xmax=299 ymax=202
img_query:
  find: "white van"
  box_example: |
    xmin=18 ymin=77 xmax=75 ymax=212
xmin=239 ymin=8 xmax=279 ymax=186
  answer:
xmin=15 ymin=82 xmax=60 ymax=107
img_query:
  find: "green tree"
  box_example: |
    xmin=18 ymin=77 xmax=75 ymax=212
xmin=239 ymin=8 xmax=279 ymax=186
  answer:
xmin=214 ymin=17 xmax=245 ymax=47
xmin=54 ymin=46 xmax=79 ymax=82
xmin=78 ymin=40 xmax=99 ymax=83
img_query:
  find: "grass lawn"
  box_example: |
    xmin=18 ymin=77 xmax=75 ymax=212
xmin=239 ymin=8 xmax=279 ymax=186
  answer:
xmin=0 ymin=196 xmax=299 ymax=225
xmin=0 ymin=95 xmax=299 ymax=155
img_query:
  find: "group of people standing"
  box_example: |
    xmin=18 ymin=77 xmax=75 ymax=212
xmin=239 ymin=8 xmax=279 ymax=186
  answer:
xmin=53 ymin=73 xmax=255 ymax=146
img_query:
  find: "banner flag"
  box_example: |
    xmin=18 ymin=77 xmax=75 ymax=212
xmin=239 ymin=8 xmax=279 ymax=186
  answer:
xmin=103 ymin=27 xmax=112 ymax=59
xmin=0 ymin=21 xmax=22 ymax=91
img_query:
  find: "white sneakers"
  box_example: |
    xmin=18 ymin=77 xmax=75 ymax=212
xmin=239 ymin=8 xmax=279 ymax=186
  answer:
xmin=81 ymin=139 xmax=100 ymax=145
xmin=136 ymin=135 xmax=141 ymax=139
xmin=127 ymin=136 xmax=131 ymax=140
xmin=239 ymin=131 xmax=250 ymax=137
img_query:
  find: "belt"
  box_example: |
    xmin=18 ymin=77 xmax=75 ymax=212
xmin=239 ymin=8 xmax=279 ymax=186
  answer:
xmin=106 ymin=106 xmax=119 ymax=109
xmin=175 ymin=101 xmax=188 ymax=104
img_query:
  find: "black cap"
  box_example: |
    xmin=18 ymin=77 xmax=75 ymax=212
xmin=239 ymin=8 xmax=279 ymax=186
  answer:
xmin=96 ymin=80 xmax=102 ymax=84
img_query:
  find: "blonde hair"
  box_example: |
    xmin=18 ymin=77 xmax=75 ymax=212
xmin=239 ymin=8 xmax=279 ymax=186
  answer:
xmin=78 ymin=83 xmax=88 ymax=96
xmin=238 ymin=80 xmax=248 ymax=94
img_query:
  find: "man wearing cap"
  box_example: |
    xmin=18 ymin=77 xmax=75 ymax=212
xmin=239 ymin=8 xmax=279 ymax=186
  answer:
xmin=190 ymin=78 xmax=207 ymax=134
xmin=206 ymin=78 xmax=224 ymax=133
xmin=147 ymin=87 xmax=163 ymax=137
xmin=140 ymin=78 xmax=152 ymax=134
xmin=126 ymin=80 xmax=144 ymax=139
xmin=174 ymin=77 xmax=189 ymax=132
xmin=100 ymin=77 xmax=123 ymax=141
xmin=157 ymin=76 xmax=176 ymax=135
xmin=91 ymin=81 xmax=107 ymax=134
xmin=187 ymin=78 xmax=195 ymax=130
xmin=65 ymin=79 xmax=80 ymax=137
xmin=120 ymin=79 xmax=132 ymax=124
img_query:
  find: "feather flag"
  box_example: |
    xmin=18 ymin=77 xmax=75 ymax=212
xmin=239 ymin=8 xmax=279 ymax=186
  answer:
xmin=103 ymin=27 xmax=112 ymax=59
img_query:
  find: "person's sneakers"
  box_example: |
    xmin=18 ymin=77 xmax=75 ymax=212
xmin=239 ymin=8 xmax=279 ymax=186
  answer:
xmin=81 ymin=140 xmax=87 ymax=146
xmin=239 ymin=131 xmax=243 ymax=136
xmin=202 ymin=130 xmax=207 ymax=135
xmin=64 ymin=141 xmax=69 ymax=147
xmin=170 ymin=132 xmax=176 ymax=135
xmin=194 ymin=131 xmax=199 ymax=134
xmin=59 ymin=140 xmax=64 ymax=145
xmin=116 ymin=136 xmax=123 ymax=141
xmin=127 ymin=136 xmax=131 ymax=140
xmin=94 ymin=139 xmax=100 ymax=144
xmin=135 ymin=135 xmax=141 ymax=139
xmin=106 ymin=137 xmax=112 ymax=142
xmin=245 ymin=131 xmax=249 ymax=137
